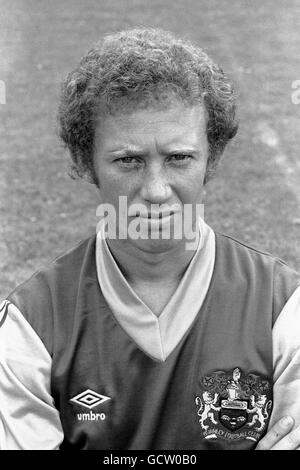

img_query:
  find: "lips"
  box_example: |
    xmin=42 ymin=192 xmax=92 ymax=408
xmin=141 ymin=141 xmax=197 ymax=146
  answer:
xmin=128 ymin=208 xmax=179 ymax=219
xmin=140 ymin=211 xmax=175 ymax=219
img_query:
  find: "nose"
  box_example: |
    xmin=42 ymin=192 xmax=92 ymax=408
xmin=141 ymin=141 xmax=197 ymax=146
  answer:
xmin=140 ymin=165 xmax=172 ymax=204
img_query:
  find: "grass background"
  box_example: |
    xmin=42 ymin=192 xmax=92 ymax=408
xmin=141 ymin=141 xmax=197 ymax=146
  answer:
xmin=0 ymin=0 xmax=300 ymax=300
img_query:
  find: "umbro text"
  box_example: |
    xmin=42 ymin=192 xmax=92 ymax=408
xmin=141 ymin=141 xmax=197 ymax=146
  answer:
xmin=77 ymin=411 xmax=106 ymax=421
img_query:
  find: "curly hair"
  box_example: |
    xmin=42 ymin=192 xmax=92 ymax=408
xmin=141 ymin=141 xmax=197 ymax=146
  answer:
xmin=57 ymin=27 xmax=238 ymax=185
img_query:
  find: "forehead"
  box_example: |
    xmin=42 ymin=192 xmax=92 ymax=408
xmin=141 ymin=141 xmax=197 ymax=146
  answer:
xmin=94 ymin=102 xmax=207 ymax=150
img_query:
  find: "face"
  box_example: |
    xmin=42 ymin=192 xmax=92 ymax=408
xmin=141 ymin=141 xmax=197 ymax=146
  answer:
xmin=93 ymin=100 xmax=208 ymax=254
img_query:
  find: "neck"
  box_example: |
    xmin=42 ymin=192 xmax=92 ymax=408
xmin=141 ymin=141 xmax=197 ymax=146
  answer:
xmin=105 ymin=238 xmax=198 ymax=285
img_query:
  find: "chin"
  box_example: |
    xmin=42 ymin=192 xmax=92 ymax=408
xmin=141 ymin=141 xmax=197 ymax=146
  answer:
xmin=129 ymin=237 xmax=182 ymax=254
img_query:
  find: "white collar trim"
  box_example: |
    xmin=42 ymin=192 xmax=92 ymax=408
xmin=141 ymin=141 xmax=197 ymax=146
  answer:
xmin=96 ymin=218 xmax=215 ymax=362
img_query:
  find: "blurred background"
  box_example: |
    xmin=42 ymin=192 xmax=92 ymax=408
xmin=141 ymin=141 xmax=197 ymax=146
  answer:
xmin=0 ymin=0 xmax=299 ymax=299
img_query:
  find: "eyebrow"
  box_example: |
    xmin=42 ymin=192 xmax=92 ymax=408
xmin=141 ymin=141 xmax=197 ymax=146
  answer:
xmin=107 ymin=146 xmax=200 ymax=157
xmin=108 ymin=148 xmax=147 ymax=157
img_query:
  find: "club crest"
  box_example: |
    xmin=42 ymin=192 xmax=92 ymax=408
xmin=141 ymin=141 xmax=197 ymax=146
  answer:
xmin=195 ymin=367 xmax=272 ymax=442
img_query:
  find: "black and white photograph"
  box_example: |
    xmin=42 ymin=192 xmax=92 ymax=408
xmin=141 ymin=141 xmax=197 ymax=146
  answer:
xmin=0 ymin=0 xmax=299 ymax=452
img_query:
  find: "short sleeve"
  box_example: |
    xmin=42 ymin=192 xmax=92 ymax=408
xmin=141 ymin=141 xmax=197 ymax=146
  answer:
xmin=0 ymin=300 xmax=64 ymax=449
xmin=269 ymin=285 xmax=300 ymax=429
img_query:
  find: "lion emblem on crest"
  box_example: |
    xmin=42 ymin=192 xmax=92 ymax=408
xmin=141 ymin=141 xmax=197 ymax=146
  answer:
xmin=195 ymin=391 xmax=221 ymax=431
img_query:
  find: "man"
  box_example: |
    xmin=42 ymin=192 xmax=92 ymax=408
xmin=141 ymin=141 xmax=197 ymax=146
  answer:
xmin=0 ymin=28 xmax=299 ymax=450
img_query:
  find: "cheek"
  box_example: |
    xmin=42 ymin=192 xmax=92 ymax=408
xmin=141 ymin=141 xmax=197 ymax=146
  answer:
xmin=98 ymin=172 xmax=137 ymax=204
xmin=179 ymin=176 xmax=205 ymax=204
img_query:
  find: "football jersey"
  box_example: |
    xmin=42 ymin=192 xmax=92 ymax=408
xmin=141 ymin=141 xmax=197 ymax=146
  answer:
xmin=1 ymin=224 xmax=299 ymax=450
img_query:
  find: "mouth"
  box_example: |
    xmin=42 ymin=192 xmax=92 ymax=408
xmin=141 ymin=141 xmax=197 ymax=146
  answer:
xmin=133 ymin=212 xmax=178 ymax=234
xmin=128 ymin=208 xmax=180 ymax=219
xmin=140 ymin=211 xmax=175 ymax=220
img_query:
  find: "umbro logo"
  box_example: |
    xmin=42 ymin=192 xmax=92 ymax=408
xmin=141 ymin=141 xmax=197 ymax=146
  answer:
xmin=70 ymin=389 xmax=111 ymax=410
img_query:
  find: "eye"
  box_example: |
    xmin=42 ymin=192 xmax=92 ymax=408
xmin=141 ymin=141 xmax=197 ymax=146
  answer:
xmin=115 ymin=156 xmax=142 ymax=169
xmin=167 ymin=154 xmax=192 ymax=166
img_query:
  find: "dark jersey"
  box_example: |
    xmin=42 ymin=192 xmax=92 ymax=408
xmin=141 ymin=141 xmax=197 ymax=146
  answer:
xmin=5 ymin=232 xmax=300 ymax=449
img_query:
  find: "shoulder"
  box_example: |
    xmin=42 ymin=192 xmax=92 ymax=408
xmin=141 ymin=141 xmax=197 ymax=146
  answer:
xmin=8 ymin=234 xmax=96 ymax=298
xmin=6 ymin=234 xmax=97 ymax=355
xmin=215 ymin=231 xmax=300 ymax=322
xmin=215 ymin=231 xmax=299 ymax=275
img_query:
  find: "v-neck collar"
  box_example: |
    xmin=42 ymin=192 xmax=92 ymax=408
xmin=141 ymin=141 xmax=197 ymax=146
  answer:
xmin=95 ymin=218 xmax=215 ymax=362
